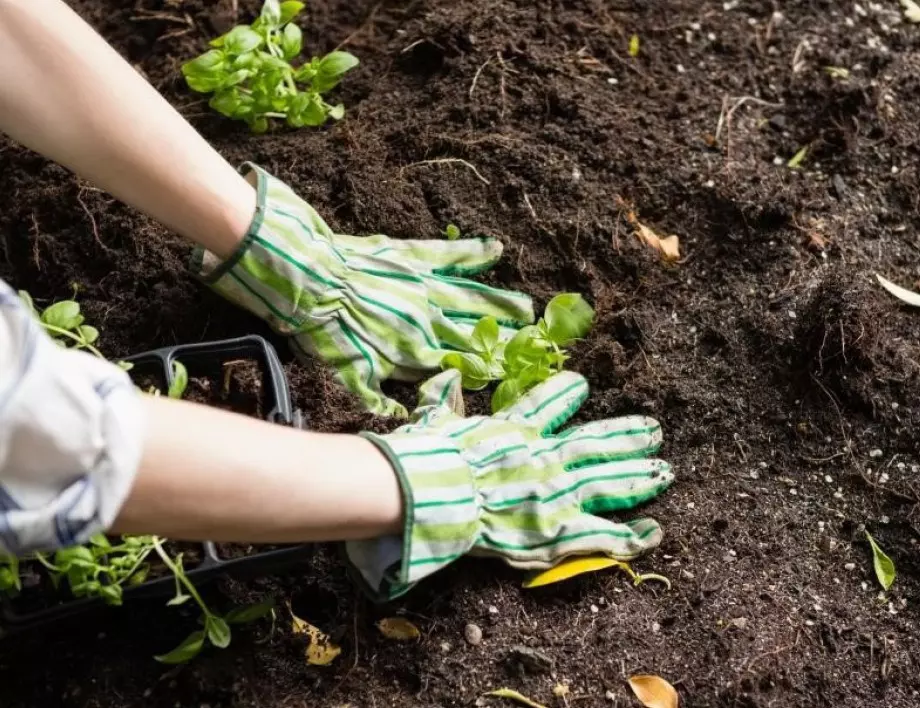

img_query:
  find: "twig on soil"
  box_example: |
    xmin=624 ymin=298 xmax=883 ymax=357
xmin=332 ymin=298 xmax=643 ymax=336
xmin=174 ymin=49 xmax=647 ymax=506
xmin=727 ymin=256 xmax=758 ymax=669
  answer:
xmin=76 ymin=189 xmax=112 ymax=252
xmin=714 ymin=95 xmax=784 ymax=144
xmin=401 ymin=158 xmax=491 ymax=185
xmin=469 ymin=57 xmax=494 ymax=99
xmin=523 ymin=192 xmax=539 ymax=221
xmin=29 ymin=212 xmax=43 ymax=271
xmin=336 ymin=1 xmax=382 ymax=51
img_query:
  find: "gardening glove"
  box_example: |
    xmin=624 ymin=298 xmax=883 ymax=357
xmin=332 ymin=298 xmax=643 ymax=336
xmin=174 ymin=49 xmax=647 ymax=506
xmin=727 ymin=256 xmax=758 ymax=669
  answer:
xmin=192 ymin=163 xmax=534 ymax=417
xmin=345 ymin=369 xmax=674 ymax=600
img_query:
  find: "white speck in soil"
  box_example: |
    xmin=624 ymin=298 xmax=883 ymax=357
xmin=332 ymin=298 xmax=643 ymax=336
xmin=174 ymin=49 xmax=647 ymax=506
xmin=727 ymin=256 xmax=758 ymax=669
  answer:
xmin=605 ymin=690 xmax=616 ymax=702
xmin=652 ymin=622 xmax=661 ymax=632
xmin=825 ymin=475 xmax=834 ymax=483
xmin=441 ymin=641 xmax=452 ymax=652
xmin=845 ymin=563 xmax=856 ymax=571
xmin=869 ymin=448 xmax=883 ymax=458
xmin=487 ymin=605 xmax=499 ymax=615
xmin=590 ymin=604 xmax=599 ymax=613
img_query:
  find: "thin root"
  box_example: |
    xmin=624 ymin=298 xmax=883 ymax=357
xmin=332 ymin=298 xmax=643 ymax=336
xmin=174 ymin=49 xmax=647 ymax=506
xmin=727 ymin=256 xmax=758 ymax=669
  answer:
xmin=401 ymin=158 xmax=491 ymax=185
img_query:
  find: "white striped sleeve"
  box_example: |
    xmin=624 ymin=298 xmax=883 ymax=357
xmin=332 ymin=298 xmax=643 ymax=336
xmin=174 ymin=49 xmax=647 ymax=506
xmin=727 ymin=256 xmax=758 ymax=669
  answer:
xmin=0 ymin=279 xmax=145 ymax=555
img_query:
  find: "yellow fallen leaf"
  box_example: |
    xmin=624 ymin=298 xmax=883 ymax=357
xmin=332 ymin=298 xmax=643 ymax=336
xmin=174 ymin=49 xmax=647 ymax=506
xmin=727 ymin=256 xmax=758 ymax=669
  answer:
xmin=876 ymin=273 xmax=920 ymax=307
xmin=523 ymin=555 xmax=637 ymax=588
xmin=628 ymin=675 xmax=679 ymax=708
xmin=288 ymin=603 xmax=341 ymax=666
xmin=376 ymin=617 xmax=421 ymax=640
xmin=901 ymin=0 xmax=920 ymax=22
xmin=616 ymin=196 xmax=680 ymax=262
xmin=486 ymin=688 xmax=548 ymax=708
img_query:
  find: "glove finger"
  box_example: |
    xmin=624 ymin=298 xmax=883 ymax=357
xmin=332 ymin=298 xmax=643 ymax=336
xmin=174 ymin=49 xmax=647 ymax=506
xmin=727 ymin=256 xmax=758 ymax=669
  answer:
xmin=399 ymin=370 xmax=466 ymax=430
xmin=495 ymin=371 xmax=588 ymax=435
xmin=331 ymin=234 xmax=504 ymax=276
xmin=538 ymin=416 xmax=663 ymax=469
xmin=476 ymin=513 xmax=664 ymax=568
xmin=292 ymin=325 xmax=408 ymax=418
xmin=424 ymin=274 xmax=535 ymax=327
xmin=574 ymin=458 xmax=674 ymax=514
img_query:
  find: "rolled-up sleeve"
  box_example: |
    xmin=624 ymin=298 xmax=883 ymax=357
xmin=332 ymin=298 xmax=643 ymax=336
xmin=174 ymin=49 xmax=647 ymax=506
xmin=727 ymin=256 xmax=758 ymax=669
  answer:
xmin=0 ymin=278 xmax=144 ymax=555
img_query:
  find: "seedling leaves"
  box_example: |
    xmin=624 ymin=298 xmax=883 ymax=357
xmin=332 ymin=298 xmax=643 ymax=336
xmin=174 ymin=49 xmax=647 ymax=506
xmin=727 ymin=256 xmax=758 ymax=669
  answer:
xmin=544 ymin=293 xmax=594 ymax=346
xmin=290 ymin=605 xmax=341 ymax=665
xmin=441 ymin=352 xmax=491 ymax=390
xmin=629 ymin=34 xmax=641 ymax=57
xmin=486 ymin=688 xmax=548 ymax=708
xmin=787 ymin=145 xmax=808 ymax=169
xmin=155 ymin=630 xmax=205 ymax=664
xmin=41 ymin=300 xmax=82 ymax=330
xmin=376 ymin=617 xmax=421 ymax=640
xmin=865 ymin=531 xmax=896 ymax=591
xmin=627 ymin=675 xmax=679 ymax=708
xmin=206 ymin=616 xmax=232 ymax=649
xmin=168 ymin=360 xmax=189 ymax=399
xmin=491 ymin=378 xmax=522 ymax=413
xmin=225 ymin=600 xmax=276 ymax=624
xmin=444 ymin=223 xmax=461 ymax=240
xmin=522 ymin=555 xmax=635 ymax=588
xmin=876 ymin=273 xmax=920 ymax=307
xmin=472 ymin=316 xmax=500 ymax=355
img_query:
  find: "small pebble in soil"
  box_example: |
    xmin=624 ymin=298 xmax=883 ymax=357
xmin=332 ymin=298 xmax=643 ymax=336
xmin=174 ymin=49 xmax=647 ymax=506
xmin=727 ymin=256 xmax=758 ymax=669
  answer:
xmin=845 ymin=563 xmax=856 ymax=571
xmin=590 ymin=604 xmax=599 ymax=613
xmin=825 ymin=475 xmax=833 ymax=483
xmin=652 ymin=622 xmax=661 ymax=633
xmin=879 ymin=473 xmax=889 ymax=484
xmin=606 ymin=690 xmax=616 ymax=702
xmin=464 ymin=623 xmax=483 ymax=646
xmin=487 ymin=605 xmax=499 ymax=615
xmin=441 ymin=641 xmax=452 ymax=653
xmin=869 ymin=449 xmax=883 ymax=458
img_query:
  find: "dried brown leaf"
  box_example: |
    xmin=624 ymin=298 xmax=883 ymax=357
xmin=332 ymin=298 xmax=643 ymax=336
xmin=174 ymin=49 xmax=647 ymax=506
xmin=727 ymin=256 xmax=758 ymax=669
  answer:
xmin=628 ymin=675 xmax=679 ymax=708
xmin=376 ymin=617 xmax=421 ymax=640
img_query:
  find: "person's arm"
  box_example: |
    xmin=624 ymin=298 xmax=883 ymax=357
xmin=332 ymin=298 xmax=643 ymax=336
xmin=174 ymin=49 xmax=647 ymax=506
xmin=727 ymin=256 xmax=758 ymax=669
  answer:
xmin=0 ymin=0 xmax=253 ymax=259
xmin=113 ymin=395 xmax=402 ymax=542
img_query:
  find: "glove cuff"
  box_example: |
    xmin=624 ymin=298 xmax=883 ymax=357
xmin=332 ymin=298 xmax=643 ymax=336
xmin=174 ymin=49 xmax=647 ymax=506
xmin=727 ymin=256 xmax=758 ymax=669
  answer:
xmin=345 ymin=431 xmax=479 ymax=600
xmin=188 ymin=163 xmax=341 ymax=335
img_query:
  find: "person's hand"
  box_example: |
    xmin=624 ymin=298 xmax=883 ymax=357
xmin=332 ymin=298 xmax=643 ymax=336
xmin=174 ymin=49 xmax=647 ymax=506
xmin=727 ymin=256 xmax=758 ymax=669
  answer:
xmin=193 ymin=163 xmax=533 ymax=417
xmin=345 ymin=369 xmax=674 ymax=599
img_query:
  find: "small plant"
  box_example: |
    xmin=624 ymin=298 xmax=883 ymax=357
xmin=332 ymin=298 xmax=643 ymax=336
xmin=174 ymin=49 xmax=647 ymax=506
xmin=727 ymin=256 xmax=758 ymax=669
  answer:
xmin=6 ymin=291 xmax=272 ymax=662
xmin=441 ymin=293 xmax=595 ymax=412
xmin=181 ymin=0 xmax=359 ymax=133
xmin=443 ymin=223 xmax=461 ymax=240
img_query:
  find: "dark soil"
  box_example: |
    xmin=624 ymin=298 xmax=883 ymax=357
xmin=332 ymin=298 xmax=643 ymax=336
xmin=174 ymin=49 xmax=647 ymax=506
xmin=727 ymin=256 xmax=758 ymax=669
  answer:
xmin=215 ymin=543 xmax=295 ymax=560
xmin=183 ymin=358 xmax=265 ymax=418
xmin=2 ymin=0 xmax=920 ymax=706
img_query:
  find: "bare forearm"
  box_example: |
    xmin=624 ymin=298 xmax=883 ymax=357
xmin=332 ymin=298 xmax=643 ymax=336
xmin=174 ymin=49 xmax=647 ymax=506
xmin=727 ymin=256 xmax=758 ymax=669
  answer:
xmin=113 ymin=395 xmax=403 ymax=542
xmin=0 ymin=0 xmax=253 ymax=258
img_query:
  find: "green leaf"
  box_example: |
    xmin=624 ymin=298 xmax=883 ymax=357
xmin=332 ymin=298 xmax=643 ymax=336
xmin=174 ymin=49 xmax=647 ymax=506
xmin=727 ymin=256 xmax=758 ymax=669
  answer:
xmin=168 ymin=360 xmax=188 ymax=399
xmin=491 ymin=378 xmax=523 ymax=412
xmin=503 ymin=325 xmax=549 ymax=371
xmin=279 ymin=0 xmax=305 ymax=24
xmin=250 ymin=116 xmax=270 ymax=133
xmin=184 ymin=72 xmax=226 ymax=94
xmin=206 ymin=616 xmax=232 ymax=649
xmin=224 ymin=25 xmax=262 ymax=55
xmin=865 ymin=531 xmax=896 ymax=591
xmin=318 ymin=51 xmax=360 ymax=78
xmin=99 ymin=584 xmax=123 ymax=606
xmin=88 ymin=533 xmax=111 ymax=548
xmin=543 ymin=293 xmax=594 ymax=346
xmin=440 ymin=352 xmax=492 ymax=390
xmin=472 ymin=316 xmax=500 ymax=356
xmin=444 ymin=223 xmax=461 ymax=240
xmin=260 ymin=0 xmax=282 ymax=27
xmin=167 ymin=593 xmax=191 ymax=607
xmin=40 ymin=300 xmax=82 ymax=330
xmin=281 ymin=23 xmax=302 ymax=60
xmin=225 ymin=600 xmax=276 ymax=624
xmin=183 ymin=49 xmax=226 ymax=76
xmin=787 ymin=145 xmax=808 ymax=169
xmin=628 ymin=34 xmax=640 ymax=57
xmin=327 ymin=103 xmax=345 ymax=120
xmin=77 ymin=325 xmax=99 ymax=345
xmin=155 ymin=630 xmax=206 ymax=664
xmin=288 ymin=92 xmax=327 ymax=127
xmin=128 ymin=564 xmax=150 ymax=585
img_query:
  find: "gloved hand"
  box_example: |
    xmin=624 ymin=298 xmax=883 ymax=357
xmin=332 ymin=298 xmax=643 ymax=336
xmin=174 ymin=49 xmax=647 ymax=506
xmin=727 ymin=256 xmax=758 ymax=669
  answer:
xmin=346 ymin=369 xmax=674 ymax=600
xmin=192 ymin=163 xmax=533 ymax=417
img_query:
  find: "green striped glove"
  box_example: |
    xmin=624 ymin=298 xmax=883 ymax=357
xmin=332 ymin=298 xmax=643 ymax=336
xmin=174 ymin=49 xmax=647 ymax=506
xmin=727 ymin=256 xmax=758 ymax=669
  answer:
xmin=346 ymin=369 xmax=674 ymax=600
xmin=192 ymin=163 xmax=534 ymax=417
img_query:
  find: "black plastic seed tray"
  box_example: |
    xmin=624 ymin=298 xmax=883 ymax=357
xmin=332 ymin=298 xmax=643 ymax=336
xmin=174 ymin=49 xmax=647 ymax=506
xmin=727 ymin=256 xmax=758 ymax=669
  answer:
xmin=0 ymin=335 xmax=312 ymax=636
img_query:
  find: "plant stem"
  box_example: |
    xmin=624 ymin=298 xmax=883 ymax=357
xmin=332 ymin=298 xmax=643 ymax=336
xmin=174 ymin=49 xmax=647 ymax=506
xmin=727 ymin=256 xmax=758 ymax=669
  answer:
xmin=40 ymin=323 xmax=106 ymax=359
xmin=152 ymin=538 xmax=212 ymax=618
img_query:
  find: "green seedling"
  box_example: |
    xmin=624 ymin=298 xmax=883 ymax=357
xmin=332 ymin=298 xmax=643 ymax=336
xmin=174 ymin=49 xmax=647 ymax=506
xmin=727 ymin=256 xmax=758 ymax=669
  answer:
xmin=10 ymin=290 xmax=272 ymax=662
xmin=443 ymin=223 xmax=462 ymax=240
xmin=181 ymin=0 xmax=359 ymax=132
xmin=441 ymin=293 xmax=595 ymax=412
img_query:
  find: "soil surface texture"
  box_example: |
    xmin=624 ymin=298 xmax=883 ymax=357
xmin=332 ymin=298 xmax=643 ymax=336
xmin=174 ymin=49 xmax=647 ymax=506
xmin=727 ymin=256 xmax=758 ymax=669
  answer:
xmin=2 ymin=1 xmax=920 ymax=706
